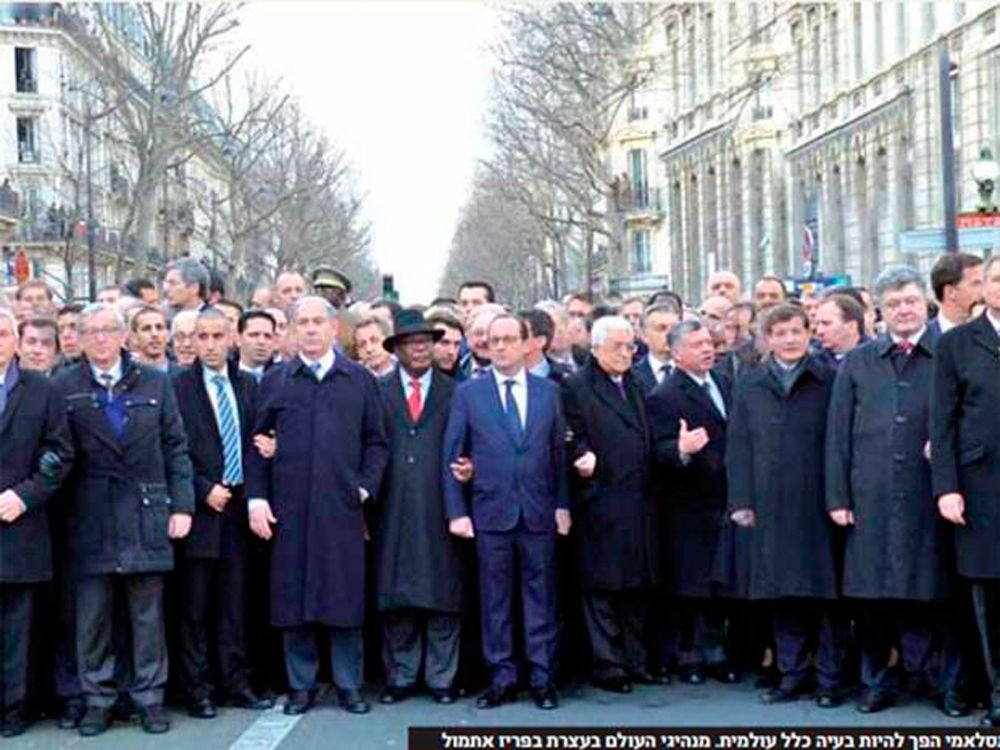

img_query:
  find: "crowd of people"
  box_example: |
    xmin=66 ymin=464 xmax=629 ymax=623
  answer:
xmin=1 ymin=251 xmax=1000 ymax=738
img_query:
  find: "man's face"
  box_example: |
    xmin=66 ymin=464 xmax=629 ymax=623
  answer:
xmin=396 ymin=334 xmax=434 ymax=375
xmin=642 ymin=310 xmax=678 ymax=360
xmin=171 ymin=316 xmax=198 ymax=366
xmin=131 ymin=311 xmax=169 ymax=362
xmin=523 ymin=320 xmax=547 ymax=363
xmin=985 ymin=262 xmax=1000 ymax=314
xmin=467 ymin=313 xmax=494 ymax=360
xmin=250 ymin=287 xmax=273 ymax=309
xmin=20 ymin=285 xmax=52 ymax=313
xmin=814 ymin=301 xmax=858 ymax=355
xmin=266 ymin=307 xmax=294 ymax=358
xmin=315 ymin=285 xmax=347 ymax=309
xmin=354 ymin=322 xmax=389 ymax=372
xmin=620 ymin=301 xmax=643 ymax=338
xmin=766 ymin=316 xmax=810 ymax=364
xmin=19 ymin=324 xmax=57 ymax=372
xmin=754 ymin=280 xmax=786 ymax=311
xmin=239 ymin=317 xmax=275 ymax=367
xmin=568 ymin=317 xmax=590 ymax=348
xmin=567 ymin=297 xmax=592 ymax=322
xmin=432 ymin=324 xmax=461 ymax=370
xmin=708 ymin=272 xmax=741 ymax=303
xmin=948 ymin=264 xmax=984 ymax=316
xmin=0 ymin=318 xmax=16 ymax=370
xmin=488 ymin=317 xmax=526 ymax=372
xmin=195 ymin=317 xmax=231 ymax=371
xmin=881 ymin=283 xmax=928 ymax=339
xmin=545 ymin=310 xmax=570 ymax=354
xmin=276 ymin=273 xmax=306 ymax=309
xmin=859 ymin=289 xmax=877 ymax=336
xmin=139 ymin=287 xmax=159 ymax=305
xmin=593 ymin=327 xmax=635 ymax=377
xmin=80 ymin=310 xmax=126 ymax=369
xmin=292 ymin=299 xmax=336 ymax=359
xmin=801 ymin=295 xmax=821 ymax=327
xmin=673 ymin=327 xmax=716 ymax=377
xmin=699 ymin=295 xmax=733 ymax=321
xmin=57 ymin=313 xmax=81 ymax=358
xmin=97 ymin=288 xmax=120 ymax=305
xmin=217 ymin=304 xmax=241 ymax=334
xmin=459 ymin=286 xmax=489 ymax=323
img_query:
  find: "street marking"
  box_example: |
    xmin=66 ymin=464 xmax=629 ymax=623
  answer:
xmin=226 ymin=705 xmax=302 ymax=750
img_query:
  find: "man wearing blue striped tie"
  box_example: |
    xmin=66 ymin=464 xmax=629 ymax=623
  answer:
xmin=172 ymin=308 xmax=273 ymax=718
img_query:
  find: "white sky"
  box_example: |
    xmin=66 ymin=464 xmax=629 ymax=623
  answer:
xmin=239 ymin=1 xmax=498 ymax=303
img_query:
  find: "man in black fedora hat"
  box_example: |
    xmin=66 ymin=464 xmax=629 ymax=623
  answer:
xmin=311 ymin=267 xmax=352 ymax=310
xmin=373 ymin=308 xmax=470 ymax=704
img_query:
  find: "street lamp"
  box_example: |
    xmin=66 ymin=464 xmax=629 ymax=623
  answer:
xmin=971 ymin=147 xmax=1000 ymax=213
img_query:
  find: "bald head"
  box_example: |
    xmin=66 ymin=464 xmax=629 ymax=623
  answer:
xmin=707 ymin=271 xmax=742 ymax=304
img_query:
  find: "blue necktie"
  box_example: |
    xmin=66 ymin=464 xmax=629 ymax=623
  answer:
xmin=212 ymin=374 xmax=243 ymax=485
xmin=504 ymin=379 xmax=524 ymax=442
xmin=308 ymin=361 xmax=322 ymax=381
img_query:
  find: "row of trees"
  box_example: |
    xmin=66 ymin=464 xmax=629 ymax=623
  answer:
xmin=440 ymin=3 xmax=665 ymax=304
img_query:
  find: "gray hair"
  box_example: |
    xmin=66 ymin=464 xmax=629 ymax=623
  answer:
xmin=78 ymin=302 xmax=125 ymax=333
xmin=354 ymin=314 xmax=391 ymax=338
xmin=288 ymin=295 xmax=338 ymax=322
xmin=171 ymin=309 xmax=199 ymax=335
xmin=0 ymin=307 xmax=18 ymax=340
xmin=534 ymin=299 xmax=568 ymax=327
xmin=590 ymin=315 xmax=633 ymax=348
xmin=166 ymin=257 xmax=210 ymax=299
xmin=873 ymin=265 xmax=926 ymax=299
xmin=667 ymin=319 xmax=705 ymax=352
xmin=641 ymin=303 xmax=681 ymax=329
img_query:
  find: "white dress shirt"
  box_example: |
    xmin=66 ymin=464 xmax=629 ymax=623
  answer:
xmin=647 ymin=353 xmax=672 ymax=385
xmin=299 ymin=348 xmax=335 ymax=381
xmin=493 ymin=367 xmax=528 ymax=430
xmin=401 ymin=367 xmax=432 ymax=404
xmin=890 ymin=326 xmax=927 ymax=348
xmin=90 ymin=359 xmax=124 ymax=390
xmin=681 ymin=368 xmax=727 ymax=419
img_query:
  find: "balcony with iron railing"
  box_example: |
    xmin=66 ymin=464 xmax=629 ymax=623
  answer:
xmin=612 ymin=185 xmax=664 ymax=217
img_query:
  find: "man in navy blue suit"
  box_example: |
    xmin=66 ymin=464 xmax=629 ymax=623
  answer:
xmin=443 ymin=314 xmax=570 ymax=710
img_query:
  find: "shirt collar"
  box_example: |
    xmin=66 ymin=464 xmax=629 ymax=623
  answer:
xmin=401 ymin=366 xmax=432 ymax=389
xmin=890 ymin=327 xmax=927 ymax=346
xmin=680 ymin=367 xmax=710 ymax=387
xmin=937 ymin=313 xmax=961 ymax=334
xmin=492 ymin=367 xmax=527 ymax=389
xmin=90 ymin=358 xmax=123 ymax=385
xmin=528 ymin=357 xmax=551 ymax=378
xmin=987 ymin=310 xmax=1000 ymax=335
xmin=300 ymin=348 xmax=335 ymax=375
xmin=0 ymin=359 xmax=16 ymax=386
xmin=202 ymin=362 xmax=229 ymax=384
xmin=647 ymin=352 xmax=671 ymax=373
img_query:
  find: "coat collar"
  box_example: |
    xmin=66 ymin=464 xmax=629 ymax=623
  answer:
xmin=674 ymin=367 xmax=727 ymax=421
xmin=585 ymin=360 xmax=643 ymax=432
xmin=968 ymin=312 xmax=1000 ymax=356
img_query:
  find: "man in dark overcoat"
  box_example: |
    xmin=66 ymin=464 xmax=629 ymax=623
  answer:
xmin=53 ymin=303 xmax=194 ymax=736
xmin=725 ymin=304 xmax=846 ymax=706
xmin=374 ymin=309 xmax=467 ymax=705
xmin=647 ymin=319 xmax=736 ymax=685
xmin=0 ymin=309 xmax=73 ymax=736
xmin=932 ymin=254 xmax=1000 ymax=727
xmin=563 ymin=315 xmax=657 ymax=693
xmin=246 ymin=296 xmax=388 ymax=717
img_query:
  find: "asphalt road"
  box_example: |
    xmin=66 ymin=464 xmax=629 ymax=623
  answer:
xmin=3 ymin=681 xmax=984 ymax=750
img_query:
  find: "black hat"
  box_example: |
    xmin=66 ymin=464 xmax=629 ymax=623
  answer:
xmin=383 ymin=308 xmax=444 ymax=352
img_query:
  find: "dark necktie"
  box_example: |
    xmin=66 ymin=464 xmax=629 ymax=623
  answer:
xmin=504 ymin=379 xmax=524 ymax=442
xmin=614 ymin=378 xmax=627 ymax=400
xmin=0 ymin=380 xmax=6 ymax=417
xmin=894 ymin=340 xmax=914 ymax=356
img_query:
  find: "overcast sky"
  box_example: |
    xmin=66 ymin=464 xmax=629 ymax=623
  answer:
xmin=239 ymin=1 xmax=498 ymax=303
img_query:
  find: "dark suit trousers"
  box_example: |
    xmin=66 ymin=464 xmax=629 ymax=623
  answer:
xmin=177 ymin=551 xmax=250 ymax=700
xmin=772 ymin=599 xmax=848 ymax=692
xmin=581 ymin=590 xmax=646 ymax=681
xmin=675 ymin=598 xmax=727 ymax=669
xmin=77 ymin=574 xmax=167 ymax=708
xmin=283 ymin=625 xmax=363 ymax=691
xmin=53 ymin=567 xmax=80 ymax=700
xmin=476 ymin=526 xmax=558 ymax=689
xmin=857 ymin=600 xmax=939 ymax=693
xmin=0 ymin=585 xmax=34 ymax=709
xmin=381 ymin=608 xmax=460 ymax=690
xmin=971 ymin=580 xmax=1000 ymax=704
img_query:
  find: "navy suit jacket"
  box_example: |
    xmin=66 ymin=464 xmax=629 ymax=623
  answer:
xmin=442 ymin=372 xmax=569 ymax=533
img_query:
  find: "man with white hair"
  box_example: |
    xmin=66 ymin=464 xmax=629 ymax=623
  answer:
xmin=458 ymin=303 xmax=504 ymax=379
xmin=706 ymin=270 xmax=742 ymax=305
xmin=171 ymin=309 xmax=199 ymax=367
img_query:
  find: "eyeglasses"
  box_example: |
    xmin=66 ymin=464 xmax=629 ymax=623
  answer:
xmin=81 ymin=326 xmax=122 ymax=338
xmin=488 ymin=335 xmax=522 ymax=347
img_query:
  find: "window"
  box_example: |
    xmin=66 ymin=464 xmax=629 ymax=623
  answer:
xmin=792 ymin=21 xmax=804 ymax=111
xmin=874 ymin=3 xmax=884 ymax=70
xmin=15 ymin=47 xmax=36 ymax=94
xmin=633 ymin=230 xmax=652 ymax=273
xmin=685 ymin=13 xmax=697 ymax=107
xmin=17 ymin=117 xmax=38 ymax=163
xmin=628 ymin=149 xmax=647 ymax=208
xmin=853 ymin=4 xmax=863 ymax=80
xmin=810 ymin=11 xmax=821 ymax=105
xmin=829 ymin=10 xmax=839 ymax=90
xmin=705 ymin=9 xmax=715 ymax=92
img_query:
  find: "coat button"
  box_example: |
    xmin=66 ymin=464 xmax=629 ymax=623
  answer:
xmin=142 ymin=498 xmax=150 ymax=506
xmin=893 ymin=453 xmax=905 ymax=462
xmin=895 ymin=415 xmax=907 ymax=424
xmin=406 ymin=456 xmax=415 ymax=464
xmin=409 ymin=429 xmax=416 ymax=437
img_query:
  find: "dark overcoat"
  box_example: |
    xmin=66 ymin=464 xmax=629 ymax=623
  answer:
xmin=53 ymin=355 xmax=195 ymax=576
xmin=826 ymin=332 xmax=950 ymax=601
xmin=374 ymin=368 xmax=466 ymax=614
xmin=171 ymin=360 xmax=257 ymax=560
xmin=723 ymin=356 xmax=839 ymax=600
xmin=647 ymin=368 xmax=731 ymax=598
xmin=0 ymin=362 xmax=73 ymax=582
xmin=930 ymin=314 xmax=1000 ymax=579
xmin=562 ymin=361 xmax=657 ymax=591
xmin=245 ymin=354 xmax=389 ymax=628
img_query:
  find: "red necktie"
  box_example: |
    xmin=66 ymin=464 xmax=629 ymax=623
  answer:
xmin=408 ymin=378 xmax=423 ymax=422
xmin=894 ymin=340 xmax=914 ymax=356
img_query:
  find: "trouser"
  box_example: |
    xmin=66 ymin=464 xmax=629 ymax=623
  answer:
xmin=581 ymin=590 xmax=646 ymax=681
xmin=282 ymin=625 xmax=363 ymax=691
xmin=476 ymin=527 xmax=558 ymax=689
xmin=177 ymin=554 xmax=250 ymax=701
xmin=0 ymin=585 xmax=35 ymax=710
xmin=381 ymin=608 xmax=461 ymax=690
xmin=645 ymin=589 xmax=677 ymax=673
xmin=53 ymin=567 xmax=80 ymax=700
xmin=77 ymin=574 xmax=167 ymax=709
xmin=971 ymin=579 xmax=1000 ymax=705
xmin=675 ymin=597 xmax=728 ymax=669
xmin=857 ymin=599 xmax=939 ymax=693
xmin=772 ymin=598 xmax=848 ymax=692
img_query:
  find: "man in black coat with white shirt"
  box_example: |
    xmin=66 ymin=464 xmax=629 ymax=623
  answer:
xmin=631 ymin=304 xmax=679 ymax=394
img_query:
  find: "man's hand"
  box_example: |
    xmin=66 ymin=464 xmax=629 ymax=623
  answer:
xmin=0 ymin=490 xmax=26 ymax=524
xmin=168 ymin=513 xmax=192 ymax=539
xmin=938 ymin=493 xmax=966 ymax=526
xmin=678 ymin=418 xmax=709 ymax=457
xmin=555 ymin=509 xmax=572 ymax=536
xmin=574 ymin=451 xmax=596 ymax=478
xmin=254 ymin=432 xmax=276 ymax=459
xmin=205 ymin=484 xmax=231 ymax=513
xmin=829 ymin=508 xmax=855 ymax=527
xmin=923 ymin=441 xmax=931 ymax=461
xmin=450 ymin=457 xmax=474 ymax=484
xmin=730 ymin=509 xmax=756 ymax=528
xmin=250 ymin=502 xmax=278 ymax=540
xmin=449 ymin=516 xmax=475 ymax=539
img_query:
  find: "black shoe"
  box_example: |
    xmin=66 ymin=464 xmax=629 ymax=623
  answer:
xmin=857 ymin=689 xmax=895 ymax=714
xmin=709 ymin=663 xmax=741 ymax=684
xmin=981 ymin=707 xmax=1000 ymax=727
xmin=139 ymin=704 xmax=170 ymax=734
xmin=284 ymin=690 xmax=313 ymax=716
xmin=532 ymin=684 xmax=559 ymax=710
xmin=816 ymin=691 xmax=843 ymax=709
xmin=593 ymin=675 xmax=633 ymax=694
xmin=78 ymin=707 xmax=111 ymax=737
xmin=760 ymin=685 xmax=805 ymax=704
xmin=1 ymin=706 xmax=28 ymax=738
xmin=940 ymin=691 xmax=970 ymax=718
xmin=59 ymin=697 xmax=85 ymax=730
xmin=678 ymin=666 xmax=705 ymax=685
xmin=187 ymin=697 xmax=217 ymax=719
xmin=227 ymin=687 xmax=274 ymax=710
xmin=110 ymin=693 xmax=135 ymax=721
xmin=338 ymin=689 xmax=370 ymax=714
xmin=755 ymin=666 xmax=779 ymax=690
xmin=632 ymin=669 xmax=670 ymax=686
xmin=431 ymin=688 xmax=456 ymax=704
xmin=476 ymin=685 xmax=517 ymax=709
xmin=379 ymin=685 xmax=412 ymax=705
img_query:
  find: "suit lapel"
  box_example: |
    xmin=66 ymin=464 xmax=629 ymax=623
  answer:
xmin=592 ymin=368 xmax=641 ymax=431
xmin=195 ymin=367 xmax=222 ymax=446
xmin=970 ymin=314 xmax=1000 ymax=358
xmin=0 ymin=375 xmax=24 ymax=437
xmin=486 ymin=376 xmax=522 ymax=448
xmin=678 ymin=370 xmax=724 ymax=423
